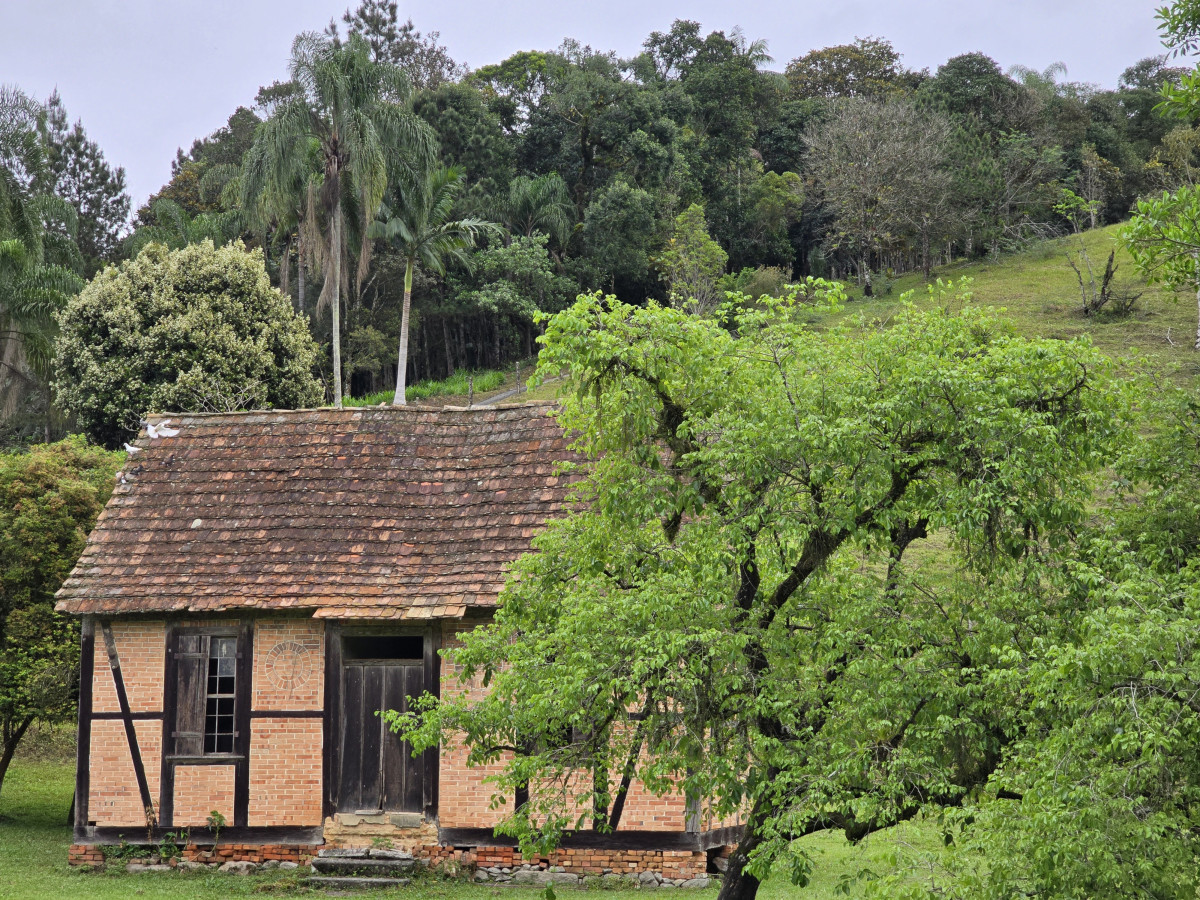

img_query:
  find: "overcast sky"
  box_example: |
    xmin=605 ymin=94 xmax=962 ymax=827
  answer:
xmin=0 ymin=0 xmax=1174 ymax=209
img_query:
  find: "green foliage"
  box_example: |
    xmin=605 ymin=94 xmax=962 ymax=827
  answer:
xmin=1123 ymin=184 xmax=1200 ymax=346
xmin=450 ymin=232 xmax=578 ymax=323
xmin=0 ymin=437 xmax=120 ymax=795
xmin=240 ymin=30 xmax=436 ymax=406
xmin=396 ymin=286 xmax=1123 ymax=892
xmin=656 ymin=203 xmax=728 ymax=312
xmin=785 ymin=37 xmax=914 ymax=100
xmin=40 ymin=91 xmax=130 ymax=276
xmin=0 ymin=86 xmax=85 ymax=422
xmin=53 ymin=240 xmax=323 ymax=447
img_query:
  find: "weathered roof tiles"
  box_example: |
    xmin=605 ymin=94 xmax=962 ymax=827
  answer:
xmin=55 ymin=403 xmax=578 ymax=619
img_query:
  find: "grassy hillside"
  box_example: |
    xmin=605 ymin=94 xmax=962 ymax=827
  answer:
xmin=821 ymin=225 xmax=1199 ymax=380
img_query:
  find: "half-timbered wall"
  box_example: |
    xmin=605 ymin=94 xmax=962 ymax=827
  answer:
xmin=80 ymin=616 xmax=325 ymax=833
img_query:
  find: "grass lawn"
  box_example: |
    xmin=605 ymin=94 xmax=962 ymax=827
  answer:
xmin=0 ymin=757 xmax=945 ymax=899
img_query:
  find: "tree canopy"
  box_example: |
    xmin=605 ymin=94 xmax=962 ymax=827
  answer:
xmin=399 ymin=287 xmax=1123 ymax=900
xmin=53 ymin=240 xmax=323 ymax=447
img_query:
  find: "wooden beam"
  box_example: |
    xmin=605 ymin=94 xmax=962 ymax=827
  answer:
xmin=158 ymin=623 xmax=178 ymax=828
xmin=99 ymin=621 xmax=154 ymax=817
xmin=80 ymin=825 xmax=325 ymax=846
xmin=322 ymin=623 xmax=342 ymax=820
xmin=233 ymin=622 xmax=253 ymax=828
xmin=73 ymin=617 xmax=94 ymax=832
xmin=436 ymin=826 xmax=743 ymax=851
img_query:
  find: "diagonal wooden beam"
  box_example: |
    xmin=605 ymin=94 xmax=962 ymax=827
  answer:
xmin=100 ymin=621 xmax=154 ymax=816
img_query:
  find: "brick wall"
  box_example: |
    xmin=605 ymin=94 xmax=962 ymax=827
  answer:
xmin=85 ymin=617 xmax=327 ymax=831
xmin=437 ymin=621 xmax=513 ymax=828
xmin=248 ymin=718 xmax=323 ymax=825
xmin=88 ymin=619 xmax=166 ymax=827
xmin=173 ymin=764 xmax=235 ymax=827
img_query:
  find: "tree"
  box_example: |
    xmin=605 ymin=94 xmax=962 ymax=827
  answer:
xmin=657 ymin=203 xmax=728 ymax=313
xmin=1 ymin=86 xmax=84 ymax=422
xmin=1124 ymin=185 xmax=1200 ymax=348
xmin=448 ymin=232 xmax=578 ymax=362
xmin=334 ymin=0 xmax=466 ymax=90
xmin=369 ymin=166 xmax=499 ymax=404
xmin=397 ymin=289 xmax=1119 ymax=900
xmin=578 ymin=180 xmax=660 ymax=296
xmin=241 ymin=31 xmax=435 ymax=407
xmin=124 ymin=197 xmax=240 ymax=256
xmin=0 ymin=437 xmax=121 ymax=802
xmin=413 ymin=82 xmax=514 ymax=202
xmin=805 ymin=98 xmax=959 ymax=287
xmin=785 ymin=37 xmax=915 ymax=100
xmin=41 ymin=91 xmax=130 ymax=276
xmin=493 ymin=173 xmax=573 ymax=245
xmin=53 ymin=240 xmax=323 ymax=447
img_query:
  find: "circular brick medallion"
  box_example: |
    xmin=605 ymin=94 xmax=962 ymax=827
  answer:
xmin=264 ymin=640 xmax=314 ymax=691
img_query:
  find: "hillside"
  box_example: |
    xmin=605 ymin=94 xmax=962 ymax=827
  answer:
xmin=819 ymin=225 xmax=1200 ymax=380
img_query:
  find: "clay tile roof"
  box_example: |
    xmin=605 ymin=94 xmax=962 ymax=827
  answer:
xmin=55 ymin=403 xmax=579 ymax=619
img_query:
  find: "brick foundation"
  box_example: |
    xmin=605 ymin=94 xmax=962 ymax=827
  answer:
xmin=68 ymin=842 xmax=317 ymax=868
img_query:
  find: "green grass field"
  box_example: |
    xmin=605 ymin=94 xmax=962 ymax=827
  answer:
xmin=0 ymin=756 xmax=945 ymax=899
xmin=819 ymin=225 xmax=1199 ymax=380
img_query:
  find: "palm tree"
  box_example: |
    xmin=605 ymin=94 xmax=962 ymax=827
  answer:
xmin=1 ymin=86 xmax=83 ymax=418
xmin=123 ymin=198 xmax=240 ymax=256
xmin=370 ymin=166 xmax=500 ymax=405
xmin=241 ymin=32 xmax=434 ymax=407
xmin=494 ymin=173 xmax=574 ymax=245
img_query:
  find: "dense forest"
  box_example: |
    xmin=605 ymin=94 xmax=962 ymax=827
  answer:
xmin=2 ymin=0 xmax=1195 ymax=443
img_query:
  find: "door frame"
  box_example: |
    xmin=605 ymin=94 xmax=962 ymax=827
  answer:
xmin=322 ymin=623 xmax=440 ymax=821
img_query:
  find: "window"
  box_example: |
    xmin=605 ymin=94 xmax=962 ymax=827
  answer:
xmin=170 ymin=630 xmax=245 ymax=758
xmin=204 ymin=637 xmax=237 ymax=753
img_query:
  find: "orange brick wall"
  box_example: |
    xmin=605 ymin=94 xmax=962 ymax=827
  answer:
xmin=86 ymin=617 xmax=327 ymax=830
xmin=438 ymin=621 xmax=513 ymax=828
xmin=253 ymin=619 xmax=323 ymax=710
xmin=88 ymin=719 xmax=163 ymax=826
xmin=91 ymin=621 xmax=165 ymax=714
xmin=248 ymin=718 xmax=323 ymax=825
xmin=174 ymin=764 xmax=235 ymax=826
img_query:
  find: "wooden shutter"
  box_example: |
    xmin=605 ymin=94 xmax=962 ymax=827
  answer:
xmin=172 ymin=633 xmax=209 ymax=756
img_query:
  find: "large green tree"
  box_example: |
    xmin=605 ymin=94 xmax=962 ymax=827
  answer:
xmin=53 ymin=240 xmax=323 ymax=447
xmin=41 ymin=91 xmax=130 ymax=276
xmin=241 ymin=31 xmax=434 ymax=406
xmin=369 ymin=165 xmax=499 ymax=404
xmin=398 ymin=288 xmax=1121 ymax=900
xmin=0 ymin=437 xmax=121 ymax=802
xmin=1 ymin=86 xmax=84 ymax=423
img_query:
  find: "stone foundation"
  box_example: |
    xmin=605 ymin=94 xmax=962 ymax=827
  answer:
xmin=322 ymin=812 xmax=439 ymax=854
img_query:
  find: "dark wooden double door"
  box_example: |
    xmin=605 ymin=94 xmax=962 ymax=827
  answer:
xmin=336 ymin=662 xmax=424 ymax=813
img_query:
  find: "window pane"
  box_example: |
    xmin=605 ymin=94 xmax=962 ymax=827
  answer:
xmin=203 ymin=635 xmax=237 ymax=755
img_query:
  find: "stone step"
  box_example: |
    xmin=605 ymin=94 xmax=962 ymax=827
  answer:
xmin=311 ymin=857 xmax=417 ymax=877
xmin=306 ymin=875 xmax=411 ymax=891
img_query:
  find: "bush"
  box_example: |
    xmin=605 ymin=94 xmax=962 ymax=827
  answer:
xmin=54 ymin=241 xmax=324 ymax=447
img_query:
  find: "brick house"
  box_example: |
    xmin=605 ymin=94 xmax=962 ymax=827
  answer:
xmin=57 ymin=404 xmax=736 ymax=878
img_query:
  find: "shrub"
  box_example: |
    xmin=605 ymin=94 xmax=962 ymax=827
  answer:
xmin=54 ymin=241 xmax=324 ymax=447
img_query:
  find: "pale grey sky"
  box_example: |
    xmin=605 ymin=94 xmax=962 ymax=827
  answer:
xmin=0 ymin=0 xmax=1173 ymax=209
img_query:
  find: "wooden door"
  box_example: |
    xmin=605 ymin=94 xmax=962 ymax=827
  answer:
xmin=337 ymin=662 xmax=424 ymax=813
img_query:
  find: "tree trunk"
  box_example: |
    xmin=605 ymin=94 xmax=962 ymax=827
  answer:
xmin=717 ymin=794 xmax=769 ymax=900
xmin=280 ymin=234 xmax=292 ymax=299
xmin=297 ymin=239 xmax=306 ymax=314
xmin=0 ymin=716 xmax=34 ymax=802
xmin=443 ymin=318 xmax=454 ymax=378
xmin=331 ymin=206 xmax=344 ymax=408
xmin=394 ymin=259 xmax=414 ymax=405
